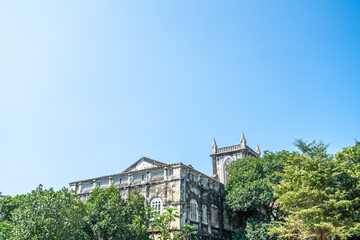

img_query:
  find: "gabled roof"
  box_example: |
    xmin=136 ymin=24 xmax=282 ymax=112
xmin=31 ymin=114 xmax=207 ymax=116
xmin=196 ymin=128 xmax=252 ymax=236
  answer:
xmin=121 ymin=157 xmax=167 ymax=173
xmin=69 ymin=157 xmax=168 ymax=184
xmin=69 ymin=159 xmax=223 ymax=185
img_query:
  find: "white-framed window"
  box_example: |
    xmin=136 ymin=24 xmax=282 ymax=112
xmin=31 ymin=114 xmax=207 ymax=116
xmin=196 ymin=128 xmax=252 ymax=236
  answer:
xmin=202 ymin=205 xmax=207 ymax=223
xmin=150 ymin=198 xmax=162 ymax=214
xmin=190 ymin=199 xmax=198 ymax=221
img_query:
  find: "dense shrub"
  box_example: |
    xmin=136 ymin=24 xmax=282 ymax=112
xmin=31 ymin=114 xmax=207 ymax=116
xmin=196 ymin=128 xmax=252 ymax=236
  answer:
xmin=232 ymin=217 xmax=278 ymax=240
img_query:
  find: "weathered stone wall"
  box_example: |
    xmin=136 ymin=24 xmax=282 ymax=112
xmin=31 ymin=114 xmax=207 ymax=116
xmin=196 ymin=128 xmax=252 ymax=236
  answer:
xmin=69 ymin=163 xmax=234 ymax=239
xmin=179 ymin=165 xmax=232 ymax=240
xmin=70 ymin=165 xmax=183 ymax=229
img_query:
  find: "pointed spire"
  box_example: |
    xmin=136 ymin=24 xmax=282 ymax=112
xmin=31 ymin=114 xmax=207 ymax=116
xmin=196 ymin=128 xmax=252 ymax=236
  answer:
xmin=256 ymin=144 xmax=261 ymax=156
xmin=212 ymin=138 xmax=217 ymax=147
xmin=212 ymin=138 xmax=218 ymax=153
xmin=240 ymin=132 xmax=246 ymax=147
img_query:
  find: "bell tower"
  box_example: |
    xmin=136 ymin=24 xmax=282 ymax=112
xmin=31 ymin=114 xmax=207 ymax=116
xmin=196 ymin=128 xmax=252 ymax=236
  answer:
xmin=210 ymin=133 xmax=261 ymax=184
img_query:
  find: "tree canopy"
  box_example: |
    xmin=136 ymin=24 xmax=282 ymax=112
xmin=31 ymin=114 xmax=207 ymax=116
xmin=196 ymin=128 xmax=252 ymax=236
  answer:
xmin=225 ymin=151 xmax=287 ymax=240
xmin=84 ymin=186 xmax=149 ymax=240
xmin=226 ymin=140 xmax=360 ymax=240
xmin=0 ymin=185 xmax=196 ymax=240
xmin=270 ymin=140 xmax=360 ymax=240
xmin=225 ymin=151 xmax=287 ymax=219
xmin=148 ymin=207 xmax=196 ymax=240
xmin=0 ymin=185 xmax=150 ymax=240
xmin=2 ymin=139 xmax=360 ymax=240
xmin=1 ymin=185 xmax=87 ymax=240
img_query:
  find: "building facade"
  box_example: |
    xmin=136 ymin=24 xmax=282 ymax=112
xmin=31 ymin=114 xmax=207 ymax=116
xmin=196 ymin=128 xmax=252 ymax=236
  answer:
xmin=69 ymin=133 xmax=260 ymax=239
xmin=0 ymin=192 xmax=6 ymax=199
xmin=211 ymin=132 xmax=261 ymax=184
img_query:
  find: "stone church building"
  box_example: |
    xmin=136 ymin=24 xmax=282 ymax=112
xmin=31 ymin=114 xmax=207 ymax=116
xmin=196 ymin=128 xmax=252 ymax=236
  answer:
xmin=69 ymin=133 xmax=260 ymax=239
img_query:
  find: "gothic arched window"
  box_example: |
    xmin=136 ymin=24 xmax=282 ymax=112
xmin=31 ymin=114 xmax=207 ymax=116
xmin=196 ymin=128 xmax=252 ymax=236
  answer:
xmin=150 ymin=198 xmax=162 ymax=213
xmin=190 ymin=199 xmax=198 ymax=221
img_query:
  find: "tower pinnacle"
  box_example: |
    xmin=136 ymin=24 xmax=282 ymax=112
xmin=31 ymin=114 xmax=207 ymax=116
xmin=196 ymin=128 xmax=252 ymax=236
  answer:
xmin=256 ymin=144 xmax=261 ymax=156
xmin=240 ymin=132 xmax=246 ymax=147
xmin=212 ymin=138 xmax=217 ymax=153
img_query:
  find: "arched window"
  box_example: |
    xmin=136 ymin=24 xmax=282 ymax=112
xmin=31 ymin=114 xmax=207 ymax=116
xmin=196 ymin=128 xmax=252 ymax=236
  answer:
xmin=190 ymin=199 xmax=198 ymax=221
xmin=150 ymin=198 xmax=162 ymax=213
xmin=202 ymin=205 xmax=207 ymax=223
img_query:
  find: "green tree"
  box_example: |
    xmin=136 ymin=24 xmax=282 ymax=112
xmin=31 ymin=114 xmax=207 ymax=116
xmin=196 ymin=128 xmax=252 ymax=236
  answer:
xmin=225 ymin=151 xmax=287 ymax=219
xmin=270 ymin=140 xmax=360 ymax=240
xmin=336 ymin=141 xmax=360 ymax=184
xmin=148 ymin=207 xmax=196 ymax=240
xmin=233 ymin=217 xmax=279 ymax=240
xmin=0 ymin=194 xmax=25 ymax=239
xmin=84 ymin=185 xmax=149 ymax=240
xmin=225 ymin=151 xmax=286 ymax=240
xmin=175 ymin=224 xmax=197 ymax=240
xmin=1 ymin=185 xmax=152 ymax=240
xmin=2 ymin=185 xmax=88 ymax=240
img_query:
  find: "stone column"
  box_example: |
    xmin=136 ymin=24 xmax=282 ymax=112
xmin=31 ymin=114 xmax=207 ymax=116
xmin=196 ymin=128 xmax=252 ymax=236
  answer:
xmin=199 ymin=189 xmax=203 ymax=234
xmin=146 ymin=171 xmax=150 ymax=183
xmin=164 ymin=167 xmax=168 ymax=181
xmin=212 ymin=156 xmax=217 ymax=175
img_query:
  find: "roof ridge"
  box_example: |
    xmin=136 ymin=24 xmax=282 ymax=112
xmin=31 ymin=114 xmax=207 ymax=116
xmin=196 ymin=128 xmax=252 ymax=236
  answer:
xmin=140 ymin=157 xmax=167 ymax=166
xmin=121 ymin=156 xmax=167 ymax=173
xmin=69 ymin=162 xmax=179 ymax=184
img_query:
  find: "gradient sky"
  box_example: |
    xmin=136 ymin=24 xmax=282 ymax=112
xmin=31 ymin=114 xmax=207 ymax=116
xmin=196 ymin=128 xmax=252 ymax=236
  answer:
xmin=1 ymin=1 xmax=359 ymax=196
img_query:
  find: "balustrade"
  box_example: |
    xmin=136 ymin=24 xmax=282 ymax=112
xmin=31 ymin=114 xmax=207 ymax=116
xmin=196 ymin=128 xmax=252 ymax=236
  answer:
xmin=217 ymin=144 xmax=242 ymax=153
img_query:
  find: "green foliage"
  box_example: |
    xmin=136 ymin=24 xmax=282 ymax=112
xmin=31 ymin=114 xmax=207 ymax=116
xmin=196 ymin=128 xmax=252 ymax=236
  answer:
xmin=0 ymin=185 xmax=150 ymax=240
xmin=1 ymin=185 xmax=88 ymax=240
xmin=0 ymin=194 xmax=25 ymax=239
xmin=233 ymin=217 xmax=278 ymax=240
xmin=0 ymin=194 xmax=24 ymax=222
xmin=336 ymin=141 xmax=360 ymax=187
xmin=149 ymin=207 xmax=179 ymax=240
xmin=270 ymin=140 xmax=360 ymax=240
xmin=0 ymin=184 xmax=195 ymax=240
xmin=84 ymin=186 xmax=149 ymax=240
xmin=232 ymin=227 xmax=247 ymax=240
xmin=174 ymin=224 xmax=197 ymax=240
xmin=225 ymin=151 xmax=286 ymax=240
xmin=225 ymin=151 xmax=287 ymax=219
xmin=4 ymin=140 xmax=359 ymax=240
xmin=227 ymin=140 xmax=360 ymax=240
xmin=0 ymin=220 xmax=12 ymax=240
xmin=294 ymin=139 xmax=331 ymax=159
xmin=244 ymin=218 xmax=278 ymax=240
xmin=148 ymin=207 xmax=196 ymax=240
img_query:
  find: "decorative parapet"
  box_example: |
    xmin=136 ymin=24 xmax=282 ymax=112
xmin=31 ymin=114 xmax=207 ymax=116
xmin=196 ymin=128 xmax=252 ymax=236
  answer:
xmin=217 ymin=144 xmax=243 ymax=153
xmin=211 ymin=144 xmax=259 ymax=157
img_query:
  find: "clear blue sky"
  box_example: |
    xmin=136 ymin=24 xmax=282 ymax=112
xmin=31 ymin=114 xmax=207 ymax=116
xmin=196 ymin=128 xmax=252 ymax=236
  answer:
xmin=1 ymin=1 xmax=359 ymax=196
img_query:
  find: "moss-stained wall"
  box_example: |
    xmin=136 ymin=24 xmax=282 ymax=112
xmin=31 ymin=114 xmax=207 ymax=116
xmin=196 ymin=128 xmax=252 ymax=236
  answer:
xmin=69 ymin=163 xmax=234 ymax=239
